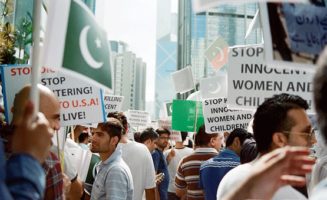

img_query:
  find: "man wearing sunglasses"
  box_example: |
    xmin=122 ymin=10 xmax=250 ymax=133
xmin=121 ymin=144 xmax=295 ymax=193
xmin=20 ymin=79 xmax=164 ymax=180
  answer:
xmin=217 ymin=93 xmax=314 ymax=200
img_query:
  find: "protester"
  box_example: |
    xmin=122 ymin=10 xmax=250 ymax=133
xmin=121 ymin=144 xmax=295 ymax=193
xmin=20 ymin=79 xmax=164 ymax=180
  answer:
xmin=108 ymin=112 xmax=157 ymax=200
xmin=152 ymin=128 xmax=171 ymax=200
xmin=223 ymin=146 xmax=314 ymax=200
xmin=11 ymin=84 xmax=83 ymax=200
xmin=239 ymin=136 xmax=258 ymax=164
xmin=0 ymin=101 xmax=53 ymax=199
xmin=217 ymin=93 xmax=314 ymax=200
xmin=90 ymin=118 xmax=133 ymax=199
xmin=175 ymin=125 xmax=222 ymax=199
xmin=140 ymin=127 xmax=159 ymax=153
xmin=199 ymin=128 xmax=250 ymax=200
xmin=78 ymin=132 xmax=90 ymax=150
xmin=164 ymin=131 xmax=193 ymax=199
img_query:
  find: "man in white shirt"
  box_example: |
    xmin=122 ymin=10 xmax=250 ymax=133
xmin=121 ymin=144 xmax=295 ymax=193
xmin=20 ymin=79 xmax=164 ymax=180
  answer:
xmin=217 ymin=93 xmax=315 ymax=200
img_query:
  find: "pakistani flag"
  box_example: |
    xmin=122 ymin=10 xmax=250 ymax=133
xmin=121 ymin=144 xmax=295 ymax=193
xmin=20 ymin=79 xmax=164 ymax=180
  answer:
xmin=172 ymin=99 xmax=204 ymax=132
xmin=43 ymin=0 xmax=112 ymax=89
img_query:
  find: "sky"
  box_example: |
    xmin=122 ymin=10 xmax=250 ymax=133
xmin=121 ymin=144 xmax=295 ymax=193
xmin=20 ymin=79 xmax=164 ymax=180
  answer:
xmin=95 ymin=0 xmax=157 ymax=103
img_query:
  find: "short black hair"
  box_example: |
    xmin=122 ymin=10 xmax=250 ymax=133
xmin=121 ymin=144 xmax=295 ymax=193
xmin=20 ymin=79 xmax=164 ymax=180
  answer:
xmin=315 ymin=49 xmax=327 ymax=143
xmin=107 ymin=112 xmax=128 ymax=134
xmin=240 ymin=138 xmax=258 ymax=164
xmin=181 ymin=131 xmax=188 ymax=142
xmin=253 ymin=93 xmax=309 ymax=153
xmin=156 ymin=128 xmax=171 ymax=136
xmin=195 ymin=125 xmax=218 ymax=146
xmin=98 ymin=117 xmax=123 ymax=144
xmin=225 ymin=128 xmax=250 ymax=147
xmin=78 ymin=132 xmax=89 ymax=143
xmin=140 ymin=127 xmax=159 ymax=143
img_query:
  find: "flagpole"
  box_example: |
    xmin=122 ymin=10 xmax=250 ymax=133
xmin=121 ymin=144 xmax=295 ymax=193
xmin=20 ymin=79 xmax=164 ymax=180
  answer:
xmin=30 ymin=0 xmax=42 ymax=114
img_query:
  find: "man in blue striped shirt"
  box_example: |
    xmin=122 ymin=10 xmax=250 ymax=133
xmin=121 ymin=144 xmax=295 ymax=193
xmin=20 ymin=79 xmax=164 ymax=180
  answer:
xmin=199 ymin=128 xmax=251 ymax=200
xmin=90 ymin=118 xmax=134 ymax=200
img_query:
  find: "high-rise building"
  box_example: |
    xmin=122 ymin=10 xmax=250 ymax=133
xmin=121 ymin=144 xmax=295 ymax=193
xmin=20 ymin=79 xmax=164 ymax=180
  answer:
xmin=178 ymin=1 xmax=261 ymax=92
xmin=110 ymin=41 xmax=147 ymax=111
xmin=155 ymin=0 xmax=178 ymax=119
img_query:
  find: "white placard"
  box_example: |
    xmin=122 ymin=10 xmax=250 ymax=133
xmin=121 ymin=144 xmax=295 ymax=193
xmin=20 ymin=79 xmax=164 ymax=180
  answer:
xmin=171 ymin=66 xmax=195 ymax=94
xmin=227 ymin=44 xmax=315 ymax=113
xmin=127 ymin=110 xmax=150 ymax=128
xmin=103 ymin=95 xmax=124 ymax=114
xmin=1 ymin=65 xmax=106 ymax=126
xmin=202 ymin=97 xmax=253 ymax=133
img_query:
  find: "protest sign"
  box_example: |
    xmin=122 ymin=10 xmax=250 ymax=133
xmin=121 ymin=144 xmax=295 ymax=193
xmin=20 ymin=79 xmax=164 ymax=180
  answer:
xmin=200 ymin=74 xmax=227 ymax=99
xmin=1 ymin=65 xmax=106 ymax=126
xmin=103 ymin=95 xmax=124 ymax=114
xmin=202 ymin=97 xmax=253 ymax=133
xmin=227 ymin=44 xmax=315 ymax=113
xmin=127 ymin=110 xmax=150 ymax=128
xmin=260 ymin=2 xmax=325 ymax=70
xmin=171 ymin=66 xmax=195 ymax=94
xmin=172 ymin=99 xmax=204 ymax=132
xmin=204 ymin=37 xmax=229 ymax=70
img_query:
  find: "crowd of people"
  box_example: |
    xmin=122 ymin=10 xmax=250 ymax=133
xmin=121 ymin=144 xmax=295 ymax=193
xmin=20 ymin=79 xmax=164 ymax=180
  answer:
xmin=2 ymin=48 xmax=327 ymax=200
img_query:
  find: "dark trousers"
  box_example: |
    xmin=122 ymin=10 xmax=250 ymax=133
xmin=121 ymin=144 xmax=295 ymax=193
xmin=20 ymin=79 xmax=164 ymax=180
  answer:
xmin=168 ymin=192 xmax=180 ymax=200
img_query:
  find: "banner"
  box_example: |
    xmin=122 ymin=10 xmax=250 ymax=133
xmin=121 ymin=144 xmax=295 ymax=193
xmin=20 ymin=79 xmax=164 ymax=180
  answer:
xmin=172 ymin=99 xmax=204 ymax=132
xmin=202 ymin=98 xmax=253 ymax=133
xmin=1 ymin=65 xmax=106 ymax=126
xmin=43 ymin=0 xmax=112 ymax=89
xmin=261 ymin=2 xmax=325 ymax=70
xmin=227 ymin=45 xmax=315 ymax=113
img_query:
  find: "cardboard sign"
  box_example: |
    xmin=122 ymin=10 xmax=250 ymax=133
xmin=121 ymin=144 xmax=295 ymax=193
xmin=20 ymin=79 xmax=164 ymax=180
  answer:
xmin=202 ymin=97 xmax=253 ymax=133
xmin=1 ymin=65 xmax=106 ymax=126
xmin=127 ymin=110 xmax=150 ymax=128
xmin=227 ymin=45 xmax=315 ymax=113
xmin=103 ymin=95 xmax=124 ymax=114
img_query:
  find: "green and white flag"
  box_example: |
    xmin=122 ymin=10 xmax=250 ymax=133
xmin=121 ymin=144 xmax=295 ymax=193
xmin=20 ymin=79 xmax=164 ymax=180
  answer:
xmin=43 ymin=0 xmax=112 ymax=89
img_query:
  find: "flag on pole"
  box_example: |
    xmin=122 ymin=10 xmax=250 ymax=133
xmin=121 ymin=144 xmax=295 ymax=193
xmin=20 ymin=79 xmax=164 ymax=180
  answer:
xmin=43 ymin=0 xmax=112 ymax=89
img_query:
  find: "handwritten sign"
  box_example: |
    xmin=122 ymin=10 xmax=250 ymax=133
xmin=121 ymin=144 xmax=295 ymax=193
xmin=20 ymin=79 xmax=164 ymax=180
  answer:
xmin=202 ymin=98 xmax=253 ymax=133
xmin=1 ymin=65 xmax=106 ymax=126
xmin=227 ymin=45 xmax=315 ymax=113
xmin=283 ymin=3 xmax=327 ymax=55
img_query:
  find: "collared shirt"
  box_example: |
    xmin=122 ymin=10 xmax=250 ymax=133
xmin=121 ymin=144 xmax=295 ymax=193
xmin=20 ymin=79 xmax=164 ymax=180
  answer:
xmin=200 ymin=148 xmax=240 ymax=200
xmin=91 ymin=146 xmax=134 ymax=200
xmin=43 ymin=152 xmax=64 ymax=200
xmin=152 ymin=149 xmax=169 ymax=200
xmin=175 ymin=148 xmax=218 ymax=200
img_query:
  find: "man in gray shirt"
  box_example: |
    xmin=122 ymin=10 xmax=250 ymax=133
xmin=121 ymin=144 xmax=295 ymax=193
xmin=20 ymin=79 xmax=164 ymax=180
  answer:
xmin=90 ymin=118 xmax=133 ymax=200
